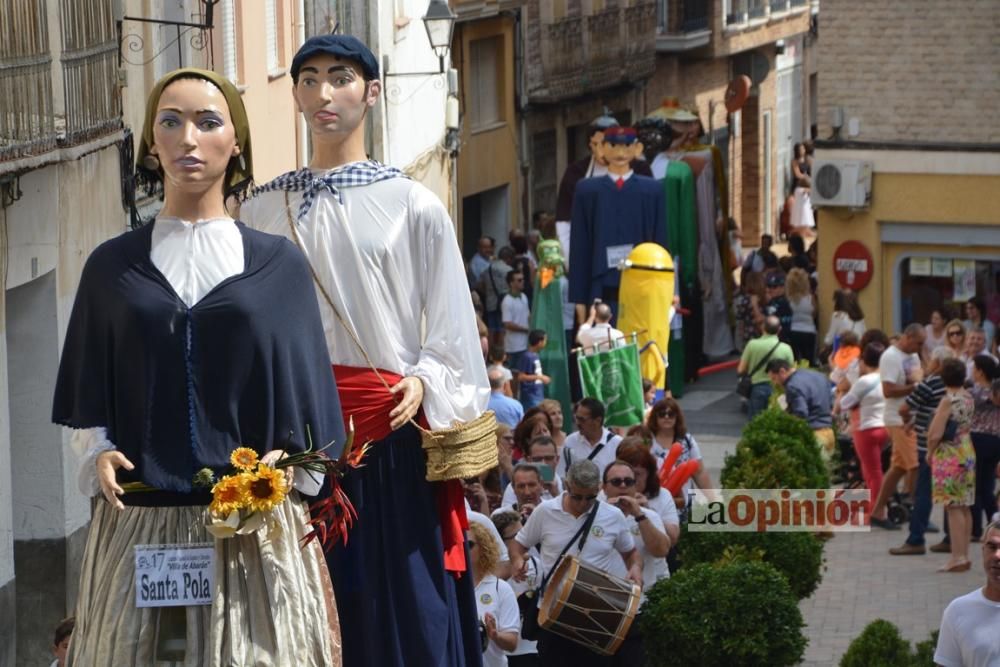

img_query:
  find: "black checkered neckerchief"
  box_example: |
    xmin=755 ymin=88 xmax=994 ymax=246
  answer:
xmin=251 ymin=160 xmax=408 ymax=221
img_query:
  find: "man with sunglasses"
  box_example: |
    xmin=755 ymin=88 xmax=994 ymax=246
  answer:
xmin=602 ymin=461 xmax=671 ymax=590
xmin=600 ymin=461 xmax=670 ymax=665
xmin=511 ymin=460 xmax=642 ymax=665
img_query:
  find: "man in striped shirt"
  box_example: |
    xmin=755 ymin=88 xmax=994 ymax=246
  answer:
xmin=890 ymin=346 xmax=954 ymax=555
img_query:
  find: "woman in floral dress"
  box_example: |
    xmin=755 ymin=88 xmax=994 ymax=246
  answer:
xmin=928 ymin=358 xmax=977 ymax=572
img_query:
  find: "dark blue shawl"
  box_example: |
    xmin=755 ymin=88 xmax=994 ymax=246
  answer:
xmin=52 ymin=222 xmax=345 ymax=493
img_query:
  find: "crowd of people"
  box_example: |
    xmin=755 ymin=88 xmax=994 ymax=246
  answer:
xmin=735 ymin=245 xmax=1000 ymax=574
xmin=44 ymin=20 xmax=994 ymax=665
xmin=465 ymin=347 xmax=716 ymax=664
xmin=732 ymin=235 xmax=1000 ymax=661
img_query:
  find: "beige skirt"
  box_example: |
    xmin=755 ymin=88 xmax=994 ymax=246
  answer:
xmin=67 ymin=493 xmax=341 ymax=667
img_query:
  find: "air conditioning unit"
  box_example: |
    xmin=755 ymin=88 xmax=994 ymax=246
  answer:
xmin=812 ymin=159 xmax=873 ymax=207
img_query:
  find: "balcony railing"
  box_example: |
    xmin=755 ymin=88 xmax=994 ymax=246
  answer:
xmin=658 ymin=0 xmax=710 ymax=34
xmin=726 ymin=0 xmax=808 ymax=26
xmin=682 ymin=0 xmax=710 ymax=31
xmin=60 ymin=0 xmax=121 ymax=145
xmin=0 ymin=0 xmax=57 ymax=161
xmin=530 ymin=0 xmax=656 ymax=103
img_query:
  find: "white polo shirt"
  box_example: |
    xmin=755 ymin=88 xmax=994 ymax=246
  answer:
xmin=515 ymin=495 xmax=635 ymax=582
xmin=626 ymin=507 xmax=670 ymax=597
xmin=475 ymin=574 xmax=521 ymax=667
xmin=556 ymin=429 xmax=623 ymax=480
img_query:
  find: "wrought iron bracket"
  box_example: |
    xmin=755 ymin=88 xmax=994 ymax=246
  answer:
xmin=382 ymin=54 xmax=448 ymax=78
xmin=116 ymin=0 xmax=219 ymax=69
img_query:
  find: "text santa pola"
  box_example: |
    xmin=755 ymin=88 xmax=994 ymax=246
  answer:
xmin=135 ymin=543 xmax=215 ymax=607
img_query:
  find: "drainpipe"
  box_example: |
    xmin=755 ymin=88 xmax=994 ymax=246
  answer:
xmin=295 ymin=0 xmax=308 ymax=167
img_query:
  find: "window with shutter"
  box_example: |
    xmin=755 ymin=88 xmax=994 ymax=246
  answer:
xmin=265 ymin=0 xmax=280 ymax=73
xmin=469 ymin=37 xmax=502 ymax=130
xmin=221 ymin=0 xmax=239 ymax=83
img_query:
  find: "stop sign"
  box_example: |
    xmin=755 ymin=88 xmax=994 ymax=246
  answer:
xmin=832 ymin=241 xmax=873 ymax=290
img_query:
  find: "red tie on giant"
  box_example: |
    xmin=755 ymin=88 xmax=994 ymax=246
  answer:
xmin=616 ymin=177 xmax=625 ymax=190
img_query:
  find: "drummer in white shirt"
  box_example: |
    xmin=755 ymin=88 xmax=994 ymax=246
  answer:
xmin=510 ymin=460 xmax=641 ymax=666
xmin=556 ymin=399 xmax=623 ymax=483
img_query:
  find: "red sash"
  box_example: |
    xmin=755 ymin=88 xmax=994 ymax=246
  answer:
xmin=332 ymin=365 xmax=469 ymax=575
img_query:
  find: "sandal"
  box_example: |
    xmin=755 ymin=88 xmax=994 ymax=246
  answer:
xmin=937 ymin=560 xmax=972 ymax=573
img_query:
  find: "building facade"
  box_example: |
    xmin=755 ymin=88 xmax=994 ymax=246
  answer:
xmin=452 ymin=0 xmax=521 ymax=256
xmin=814 ymin=0 xmax=1000 ymax=335
xmin=647 ymin=0 xmax=815 ymax=243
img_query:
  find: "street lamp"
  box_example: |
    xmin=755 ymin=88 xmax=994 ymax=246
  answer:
xmin=423 ymin=0 xmax=456 ymax=73
xmin=385 ymin=0 xmax=457 ymax=77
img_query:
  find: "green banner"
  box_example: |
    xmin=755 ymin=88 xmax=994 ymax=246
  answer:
xmin=577 ymin=343 xmax=645 ymax=427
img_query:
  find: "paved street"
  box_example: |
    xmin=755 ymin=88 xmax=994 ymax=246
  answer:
xmin=678 ymin=365 xmax=984 ymax=666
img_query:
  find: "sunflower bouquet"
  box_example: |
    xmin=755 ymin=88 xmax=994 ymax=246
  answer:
xmin=202 ymin=422 xmax=370 ymax=548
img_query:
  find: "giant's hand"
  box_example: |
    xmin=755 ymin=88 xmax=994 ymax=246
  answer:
xmin=261 ymin=449 xmax=294 ymax=487
xmin=96 ymin=450 xmax=135 ymax=511
xmin=389 ymin=376 xmax=424 ymax=430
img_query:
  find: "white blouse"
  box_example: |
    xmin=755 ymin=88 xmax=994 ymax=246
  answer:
xmin=150 ymin=216 xmax=243 ymax=306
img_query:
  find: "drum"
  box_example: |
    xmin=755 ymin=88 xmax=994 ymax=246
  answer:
xmin=538 ymin=555 xmax=641 ymax=656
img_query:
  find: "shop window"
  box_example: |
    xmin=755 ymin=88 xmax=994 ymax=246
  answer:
xmin=899 ymin=256 xmax=1000 ymax=329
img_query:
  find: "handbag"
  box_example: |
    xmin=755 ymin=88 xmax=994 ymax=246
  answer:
xmin=737 ymin=340 xmax=782 ymax=398
xmin=520 ymin=501 xmax=600 ymax=641
xmin=283 ymin=193 xmax=498 ymax=481
xmin=942 ymin=418 xmax=958 ymax=443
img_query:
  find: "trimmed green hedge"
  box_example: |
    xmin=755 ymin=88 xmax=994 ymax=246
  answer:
xmin=641 ymin=560 xmax=806 ymax=666
xmin=676 ymin=530 xmax=824 ymax=599
xmin=839 ymin=620 xmax=939 ymax=667
xmin=721 ymin=408 xmax=829 ymax=490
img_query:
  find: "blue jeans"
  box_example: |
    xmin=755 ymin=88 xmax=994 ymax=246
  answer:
xmin=905 ymin=449 xmax=933 ymax=546
xmin=748 ymin=382 xmax=772 ymax=419
xmin=971 ymin=432 xmax=1000 ymax=538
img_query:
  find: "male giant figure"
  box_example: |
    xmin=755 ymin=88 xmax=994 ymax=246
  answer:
xmin=242 ymin=35 xmax=489 ymax=667
xmin=568 ymin=126 xmax=667 ymax=319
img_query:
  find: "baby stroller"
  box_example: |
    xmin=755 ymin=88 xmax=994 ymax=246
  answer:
xmin=834 ymin=433 xmax=910 ymax=525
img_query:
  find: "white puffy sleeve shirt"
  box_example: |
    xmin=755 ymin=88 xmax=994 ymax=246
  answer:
xmin=241 ymin=176 xmax=490 ymax=429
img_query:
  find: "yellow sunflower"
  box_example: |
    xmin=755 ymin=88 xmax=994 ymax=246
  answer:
xmin=230 ymin=446 xmax=259 ymax=471
xmin=244 ymin=465 xmax=288 ymax=513
xmin=210 ymin=475 xmax=249 ymax=517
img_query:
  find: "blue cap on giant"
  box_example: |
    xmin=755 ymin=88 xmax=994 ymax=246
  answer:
xmin=291 ymin=34 xmax=380 ymax=81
